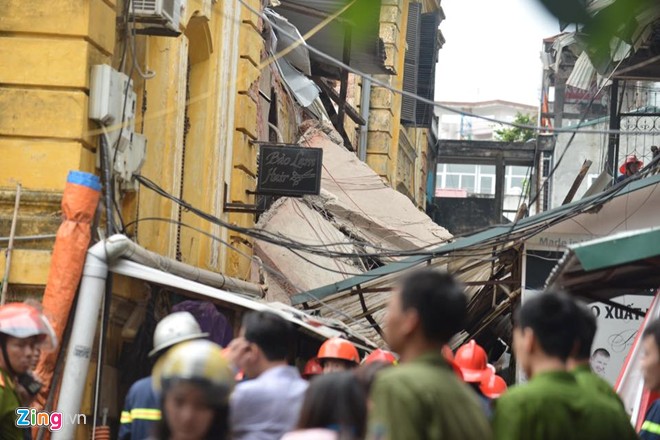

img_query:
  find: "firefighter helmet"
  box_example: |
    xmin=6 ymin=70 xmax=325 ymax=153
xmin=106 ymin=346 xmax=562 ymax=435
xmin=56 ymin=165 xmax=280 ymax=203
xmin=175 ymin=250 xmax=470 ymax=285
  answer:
xmin=454 ymin=340 xmax=490 ymax=383
xmin=302 ymin=358 xmax=323 ymax=378
xmin=317 ymin=338 xmax=360 ymax=364
xmin=152 ymin=340 xmax=234 ymax=405
xmin=363 ymin=349 xmax=397 ymax=365
xmin=149 ymin=311 xmax=208 ymax=357
xmin=480 ymin=365 xmax=507 ymax=399
xmin=0 ymin=303 xmax=57 ymax=351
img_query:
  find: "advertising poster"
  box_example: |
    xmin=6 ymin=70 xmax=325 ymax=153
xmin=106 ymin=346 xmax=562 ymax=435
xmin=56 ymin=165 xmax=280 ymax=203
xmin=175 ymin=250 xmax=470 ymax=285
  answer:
xmin=589 ymin=295 xmax=654 ymax=385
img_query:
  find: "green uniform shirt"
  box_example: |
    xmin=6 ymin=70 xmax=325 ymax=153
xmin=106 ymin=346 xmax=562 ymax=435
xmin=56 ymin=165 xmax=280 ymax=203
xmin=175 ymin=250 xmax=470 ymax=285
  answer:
xmin=367 ymin=352 xmax=493 ymax=440
xmin=0 ymin=367 xmax=22 ymax=440
xmin=492 ymin=370 xmax=637 ymax=440
xmin=572 ymin=364 xmax=625 ymax=409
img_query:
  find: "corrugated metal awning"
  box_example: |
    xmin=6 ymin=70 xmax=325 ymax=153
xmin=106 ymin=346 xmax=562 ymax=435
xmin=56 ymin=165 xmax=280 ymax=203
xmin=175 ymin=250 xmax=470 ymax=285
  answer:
xmin=273 ymin=0 xmax=388 ymax=78
xmin=545 ymin=227 xmax=660 ymax=301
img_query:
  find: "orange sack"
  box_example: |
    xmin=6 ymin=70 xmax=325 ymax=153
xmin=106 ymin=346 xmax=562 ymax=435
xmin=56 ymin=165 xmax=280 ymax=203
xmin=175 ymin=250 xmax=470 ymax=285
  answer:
xmin=34 ymin=171 xmax=101 ymax=411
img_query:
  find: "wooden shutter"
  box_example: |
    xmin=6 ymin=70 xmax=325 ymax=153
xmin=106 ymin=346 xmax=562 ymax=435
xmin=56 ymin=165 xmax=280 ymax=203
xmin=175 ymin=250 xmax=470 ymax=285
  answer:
xmin=415 ymin=12 xmax=440 ymax=126
xmin=401 ymin=2 xmax=421 ymax=124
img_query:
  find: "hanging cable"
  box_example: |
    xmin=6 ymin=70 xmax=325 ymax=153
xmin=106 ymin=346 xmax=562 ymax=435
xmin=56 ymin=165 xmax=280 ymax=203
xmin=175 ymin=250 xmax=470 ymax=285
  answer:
xmin=237 ymin=0 xmax=660 ymax=136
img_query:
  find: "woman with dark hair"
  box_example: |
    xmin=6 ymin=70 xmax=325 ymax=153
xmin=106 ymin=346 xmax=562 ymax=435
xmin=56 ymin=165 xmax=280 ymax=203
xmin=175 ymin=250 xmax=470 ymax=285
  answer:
xmin=282 ymin=372 xmax=367 ymax=440
xmin=150 ymin=340 xmax=234 ymax=440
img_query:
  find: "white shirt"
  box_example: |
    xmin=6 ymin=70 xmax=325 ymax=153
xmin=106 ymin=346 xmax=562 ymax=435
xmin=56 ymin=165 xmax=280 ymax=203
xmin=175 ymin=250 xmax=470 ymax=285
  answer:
xmin=231 ymin=365 xmax=309 ymax=440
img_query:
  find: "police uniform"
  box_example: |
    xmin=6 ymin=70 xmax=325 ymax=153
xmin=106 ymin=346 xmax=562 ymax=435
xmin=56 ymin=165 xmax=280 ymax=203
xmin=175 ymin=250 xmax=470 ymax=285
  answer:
xmin=118 ymin=376 xmax=161 ymax=440
xmin=367 ymin=352 xmax=493 ymax=440
xmin=572 ymin=364 xmax=625 ymax=408
xmin=0 ymin=367 xmax=23 ymax=440
xmin=492 ymin=370 xmax=637 ymax=440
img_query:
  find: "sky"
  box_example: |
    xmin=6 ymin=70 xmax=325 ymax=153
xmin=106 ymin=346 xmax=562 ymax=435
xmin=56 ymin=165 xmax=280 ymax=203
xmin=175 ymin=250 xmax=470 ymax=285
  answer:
xmin=435 ymin=0 xmax=560 ymax=106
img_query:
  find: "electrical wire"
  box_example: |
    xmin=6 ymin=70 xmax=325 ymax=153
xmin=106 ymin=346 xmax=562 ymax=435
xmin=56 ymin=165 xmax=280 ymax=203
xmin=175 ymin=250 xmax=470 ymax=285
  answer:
xmin=238 ymin=0 xmax=660 ymax=136
xmin=121 ymin=216 xmax=382 ymax=329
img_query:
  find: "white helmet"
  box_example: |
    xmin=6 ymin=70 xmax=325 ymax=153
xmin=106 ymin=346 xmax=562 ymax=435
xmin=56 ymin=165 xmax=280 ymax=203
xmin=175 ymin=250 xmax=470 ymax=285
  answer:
xmin=148 ymin=311 xmax=208 ymax=357
xmin=152 ymin=340 xmax=235 ymax=405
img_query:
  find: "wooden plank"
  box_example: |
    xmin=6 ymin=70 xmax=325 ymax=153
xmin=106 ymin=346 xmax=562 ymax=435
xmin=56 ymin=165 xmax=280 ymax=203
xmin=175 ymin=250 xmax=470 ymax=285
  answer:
xmin=494 ymin=155 xmax=505 ymax=223
xmin=313 ymin=78 xmax=366 ymax=126
xmin=562 ymin=160 xmax=593 ymax=205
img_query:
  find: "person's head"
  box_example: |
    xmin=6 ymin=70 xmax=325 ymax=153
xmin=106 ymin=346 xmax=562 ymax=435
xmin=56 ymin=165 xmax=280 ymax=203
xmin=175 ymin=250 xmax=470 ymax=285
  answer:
xmin=153 ymin=340 xmax=234 ymax=440
xmin=385 ymin=270 xmax=466 ymax=356
xmin=149 ymin=311 xmax=208 ymax=359
xmin=620 ymin=155 xmax=643 ymax=176
xmin=296 ymin=372 xmax=367 ymax=439
xmin=317 ymin=338 xmax=360 ymax=373
xmin=651 ymin=146 xmax=659 ymax=157
xmin=0 ymin=303 xmax=56 ymax=376
xmin=239 ymin=311 xmax=292 ymax=378
xmin=590 ymin=348 xmax=610 ymax=375
xmin=513 ymin=291 xmax=579 ymax=378
xmin=569 ymin=302 xmax=597 ymax=367
xmin=641 ymin=319 xmax=660 ymax=392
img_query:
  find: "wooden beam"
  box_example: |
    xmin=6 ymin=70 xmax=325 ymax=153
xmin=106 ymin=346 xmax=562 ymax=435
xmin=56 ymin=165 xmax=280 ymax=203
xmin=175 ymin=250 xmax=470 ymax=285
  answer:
xmin=313 ymin=78 xmax=366 ymax=126
xmin=562 ymin=159 xmax=593 ymax=205
xmin=494 ymin=155 xmax=505 ymax=222
xmin=436 ymin=138 xmax=554 ymax=165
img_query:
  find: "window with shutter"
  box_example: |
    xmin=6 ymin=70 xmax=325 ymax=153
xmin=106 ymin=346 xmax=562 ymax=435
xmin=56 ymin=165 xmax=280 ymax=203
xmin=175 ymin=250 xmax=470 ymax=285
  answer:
xmin=416 ymin=12 xmax=441 ymax=126
xmin=401 ymin=2 xmax=421 ymax=124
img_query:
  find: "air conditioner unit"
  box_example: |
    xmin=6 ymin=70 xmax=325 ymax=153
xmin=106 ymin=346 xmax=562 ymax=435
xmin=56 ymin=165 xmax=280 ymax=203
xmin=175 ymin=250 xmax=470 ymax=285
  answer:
xmin=129 ymin=0 xmax=185 ymax=34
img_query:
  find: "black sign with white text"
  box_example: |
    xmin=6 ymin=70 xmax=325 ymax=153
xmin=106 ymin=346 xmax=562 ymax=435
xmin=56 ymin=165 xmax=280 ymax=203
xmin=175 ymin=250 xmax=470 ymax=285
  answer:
xmin=257 ymin=145 xmax=323 ymax=196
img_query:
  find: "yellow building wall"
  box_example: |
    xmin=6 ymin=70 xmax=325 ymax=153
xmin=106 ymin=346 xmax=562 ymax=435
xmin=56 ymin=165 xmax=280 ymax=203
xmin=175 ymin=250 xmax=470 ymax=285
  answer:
xmin=0 ymin=0 xmax=115 ymax=289
xmin=1 ymin=0 xmax=264 ymax=433
xmin=366 ymin=0 xmax=409 ymax=187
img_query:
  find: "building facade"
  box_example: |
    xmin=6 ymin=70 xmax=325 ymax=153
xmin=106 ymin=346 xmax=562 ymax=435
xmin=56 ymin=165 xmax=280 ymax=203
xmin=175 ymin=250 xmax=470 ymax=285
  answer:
xmin=1 ymin=0 xmax=445 ymax=436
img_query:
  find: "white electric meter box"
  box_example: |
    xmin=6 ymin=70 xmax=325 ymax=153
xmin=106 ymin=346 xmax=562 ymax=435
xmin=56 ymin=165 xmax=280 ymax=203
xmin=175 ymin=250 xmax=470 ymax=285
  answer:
xmin=89 ymin=64 xmax=145 ymax=191
xmin=129 ymin=0 xmax=186 ymax=34
xmin=89 ymin=65 xmax=134 ymax=126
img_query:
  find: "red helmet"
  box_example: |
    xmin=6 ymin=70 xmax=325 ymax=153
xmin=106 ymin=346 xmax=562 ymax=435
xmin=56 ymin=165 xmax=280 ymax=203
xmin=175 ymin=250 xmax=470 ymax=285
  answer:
xmin=620 ymin=155 xmax=643 ymax=174
xmin=363 ymin=349 xmax=397 ymax=365
xmin=441 ymin=345 xmax=464 ymax=380
xmin=317 ymin=338 xmax=360 ymax=364
xmin=480 ymin=365 xmax=507 ymax=399
xmin=302 ymin=358 xmax=323 ymax=378
xmin=454 ymin=340 xmax=490 ymax=383
xmin=0 ymin=303 xmax=57 ymax=351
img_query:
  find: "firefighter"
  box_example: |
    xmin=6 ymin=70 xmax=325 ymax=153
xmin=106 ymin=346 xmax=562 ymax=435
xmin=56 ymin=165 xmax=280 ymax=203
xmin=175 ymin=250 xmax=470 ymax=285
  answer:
xmin=316 ymin=338 xmax=360 ymax=373
xmin=119 ymin=311 xmax=208 ymax=440
xmin=151 ymin=339 xmax=234 ymax=440
xmin=363 ymin=349 xmax=397 ymax=365
xmin=454 ymin=340 xmax=494 ymax=418
xmin=0 ymin=302 xmax=56 ymax=440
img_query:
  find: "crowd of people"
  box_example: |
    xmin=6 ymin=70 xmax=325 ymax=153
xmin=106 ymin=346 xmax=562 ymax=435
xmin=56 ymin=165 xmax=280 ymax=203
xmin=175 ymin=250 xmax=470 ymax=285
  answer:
xmin=3 ymin=269 xmax=660 ymax=439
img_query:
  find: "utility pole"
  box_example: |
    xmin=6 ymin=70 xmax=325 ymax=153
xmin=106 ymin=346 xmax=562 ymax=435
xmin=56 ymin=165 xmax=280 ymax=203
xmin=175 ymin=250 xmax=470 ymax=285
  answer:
xmin=607 ymin=79 xmax=620 ymax=178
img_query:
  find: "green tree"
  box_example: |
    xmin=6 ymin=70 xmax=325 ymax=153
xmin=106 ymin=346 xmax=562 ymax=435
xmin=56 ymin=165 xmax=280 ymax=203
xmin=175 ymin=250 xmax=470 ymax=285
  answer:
xmin=494 ymin=113 xmax=536 ymax=143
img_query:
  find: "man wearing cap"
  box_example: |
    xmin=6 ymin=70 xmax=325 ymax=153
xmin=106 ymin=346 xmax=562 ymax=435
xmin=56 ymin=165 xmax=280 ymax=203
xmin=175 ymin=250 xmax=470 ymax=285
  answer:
xmin=119 ymin=311 xmax=208 ymax=440
xmin=617 ymin=155 xmax=643 ymax=183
